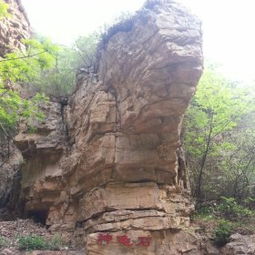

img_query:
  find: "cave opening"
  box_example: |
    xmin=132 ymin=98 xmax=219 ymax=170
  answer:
xmin=28 ymin=210 xmax=48 ymax=225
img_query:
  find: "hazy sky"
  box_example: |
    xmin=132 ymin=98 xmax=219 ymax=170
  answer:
xmin=22 ymin=0 xmax=255 ymax=82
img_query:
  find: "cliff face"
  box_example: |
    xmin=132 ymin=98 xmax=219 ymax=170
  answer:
xmin=14 ymin=1 xmax=203 ymax=254
xmin=0 ymin=0 xmax=30 ymax=217
xmin=0 ymin=0 xmax=30 ymax=56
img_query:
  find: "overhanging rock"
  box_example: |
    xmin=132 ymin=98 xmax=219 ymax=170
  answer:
xmin=16 ymin=0 xmax=203 ymax=254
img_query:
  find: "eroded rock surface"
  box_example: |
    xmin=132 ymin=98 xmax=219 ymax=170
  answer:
xmin=14 ymin=0 xmax=203 ymax=254
xmin=0 ymin=0 xmax=30 ymax=217
xmin=221 ymin=234 xmax=255 ymax=255
xmin=0 ymin=144 xmax=22 ymax=219
xmin=0 ymin=0 xmax=30 ymax=56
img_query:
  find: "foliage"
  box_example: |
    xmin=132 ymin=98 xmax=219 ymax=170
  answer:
xmin=0 ymin=39 xmax=56 ymax=137
xmin=0 ymin=236 xmax=8 ymax=248
xmin=18 ymin=235 xmax=46 ymax=251
xmin=25 ymin=16 xmax=133 ymax=97
xmin=184 ymin=64 xmax=255 ymax=202
xmin=0 ymin=0 xmax=10 ymax=19
xmin=193 ymin=204 xmax=215 ymax=220
xmin=31 ymin=45 xmax=76 ymax=96
xmin=213 ymin=219 xmax=233 ymax=247
xmin=74 ymin=32 xmax=100 ymax=70
xmin=0 ymin=38 xmax=59 ymax=83
xmin=243 ymin=197 xmax=255 ymax=210
xmin=47 ymin=235 xmax=64 ymax=250
xmin=30 ymin=33 xmax=99 ymax=97
xmin=18 ymin=235 xmax=63 ymax=251
xmin=194 ymin=197 xmax=255 ymax=246
xmin=186 ymin=66 xmax=255 ymax=243
xmin=0 ymin=27 xmax=99 ymax=165
xmin=0 ymin=85 xmax=47 ymax=134
xmin=216 ymin=197 xmax=254 ymax=220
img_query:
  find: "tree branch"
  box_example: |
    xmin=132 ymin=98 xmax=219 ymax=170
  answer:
xmin=0 ymin=51 xmax=46 ymax=63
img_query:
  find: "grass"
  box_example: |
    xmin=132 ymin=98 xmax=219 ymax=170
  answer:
xmin=18 ymin=234 xmax=64 ymax=251
xmin=0 ymin=236 xmax=8 ymax=249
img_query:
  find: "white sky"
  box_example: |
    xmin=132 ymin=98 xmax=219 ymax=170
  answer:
xmin=22 ymin=0 xmax=255 ymax=82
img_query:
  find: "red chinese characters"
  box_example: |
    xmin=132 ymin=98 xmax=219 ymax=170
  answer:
xmin=97 ymin=233 xmax=113 ymax=245
xmin=97 ymin=233 xmax=152 ymax=247
xmin=117 ymin=235 xmax=133 ymax=247
xmin=136 ymin=236 xmax=152 ymax=247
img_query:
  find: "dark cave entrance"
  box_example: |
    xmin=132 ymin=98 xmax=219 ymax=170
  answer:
xmin=28 ymin=210 xmax=48 ymax=225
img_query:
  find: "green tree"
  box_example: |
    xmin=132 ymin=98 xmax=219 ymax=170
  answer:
xmin=32 ymin=46 xmax=77 ymax=96
xmin=219 ymin=112 xmax=255 ymax=200
xmin=73 ymin=32 xmax=99 ymax=71
xmin=30 ymin=33 xmax=99 ymax=97
xmin=184 ymin=65 xmax=254 ymax=202
xmin=0 ymin=38 xmax=58 ymax=139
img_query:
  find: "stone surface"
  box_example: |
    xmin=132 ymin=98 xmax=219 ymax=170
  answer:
xmin=0 ymin=249 xmax=83 ymax=255
xmin=14 ymin=101 xmax=67 ymax=215
xmin=0 ymin=0 xmax=30 ymax=56
xmin=0 ymin=219 xmax=84 ymax=254
xmin=25 ymin=252 xmax=83 ymax=255
xmin=87 ymin=230 xmax=201 ymax=255
xmin=0 ymin=144 xmax=22 ymax=216
xmin=221 ymin=233 xmax=255 ymax=255
xmin=5 ymin=0 xmax=204 ymax=254
xmin=0 ymin=0 xmax=30 ymax=217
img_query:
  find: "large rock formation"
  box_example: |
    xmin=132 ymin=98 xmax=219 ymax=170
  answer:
xmin=2 ymin=2 xmax=255 ymax=255
xmin=14 ymin=0 xmax=204 ymax=254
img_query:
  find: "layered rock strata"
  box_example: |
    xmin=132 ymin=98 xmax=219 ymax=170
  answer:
xmin=0 ymin=0 xmax=30 ymax=56
xmin=14 ymin=0 xmax=203 ymax=254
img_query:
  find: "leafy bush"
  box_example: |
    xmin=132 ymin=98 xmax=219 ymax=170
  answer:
xmin=243 ymin=197 xmax=255 ymax=209
xmin=74 ymin=32 xmax=99 ymax=70
xmin=18 ymin=235 xmax=48 ymax=251
xmin=213 ymin=220 xmax=233 ymax=247
xmin=197 ymin=205 xmax=214 ymax=215
xmin=0 ymin=84 xmax=48 ymax=136
xmin=0 ymin=38 xmax=56 ymax=137
xmin=193 ymin=205 xmax=216 ymax=221
xmin=47 ymin=235 xmax=64 ymax=251
xmin=216 ymin=197 xmax=254 ymax=220
xmin=30 ymin=33 xmax=99 ymax=97
xmin=18 ymin=235 xmax=63 ymax=251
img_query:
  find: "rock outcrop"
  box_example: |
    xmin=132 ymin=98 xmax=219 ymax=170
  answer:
xmin=0 ymin=0 xmax=30 ymax=56
xmin=0 ymin=0 xmax=30 ymax=217
xmin=221 ymin=234 xmax=255 ymax=255
xmin=14 ymin=0 xmax=204 ymax=254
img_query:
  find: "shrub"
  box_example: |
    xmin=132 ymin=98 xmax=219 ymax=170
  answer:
xmin=243 ymin=197 xmax=255 ymax=210
xmin=46 ymin=235 xmax=64 ymax=251
xmin=192 ymin=205 xmax=215 ymax=221
xmin=0 ymin=37 xmax=56 ymax=138
xmin=213 ymin=220 xmax=233 ymax=247
xmin=18 ymin=234 xmax=64 ymax=251
xmin=216 ymin=197 xmax=254 ymax=220
xmin=31 ymin=33 xmax=99 ymax=97
xmin=18 ymin=235 xmax=48 ymax=251
xmin=32 ymin=45 xmax=77 ymax=97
